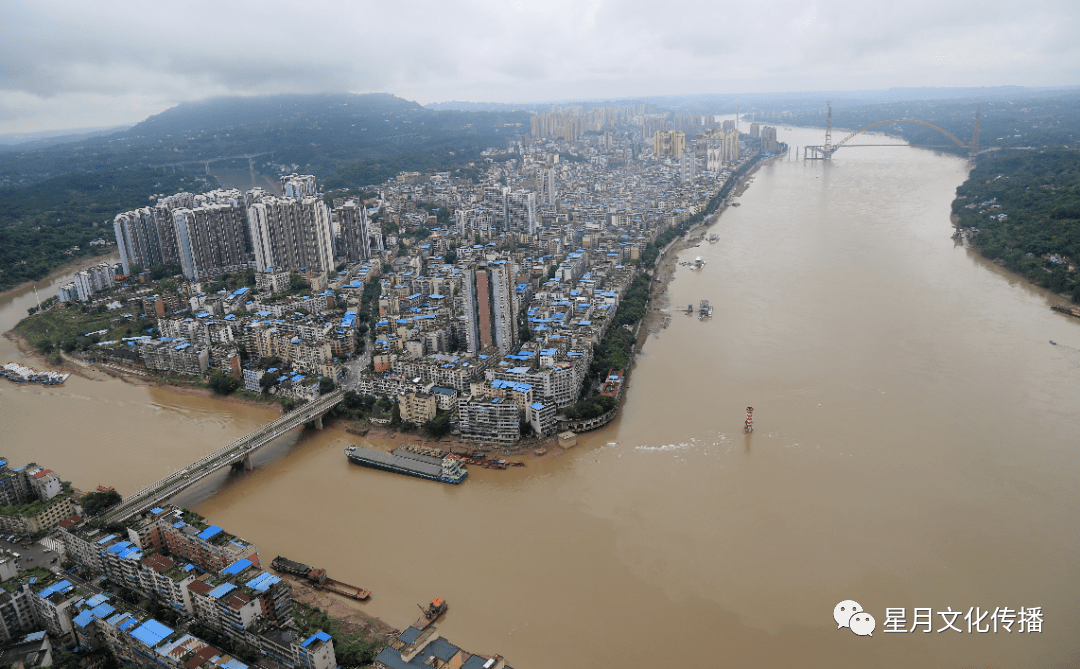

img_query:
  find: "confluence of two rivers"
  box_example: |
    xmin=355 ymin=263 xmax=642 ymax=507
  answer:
xmin=0 ymin=126 xmax=1077 ymax=668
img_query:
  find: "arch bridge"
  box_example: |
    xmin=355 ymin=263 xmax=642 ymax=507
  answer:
xmin=803 ymin=103 xmax=980 ymax=160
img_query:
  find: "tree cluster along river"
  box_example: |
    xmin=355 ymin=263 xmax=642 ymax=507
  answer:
xmin=1 ymin=126 xmax=1077 ymax=668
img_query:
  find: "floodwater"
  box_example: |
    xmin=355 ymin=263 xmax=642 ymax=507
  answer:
xmin=1 ymin=127 xmax=1078 ymax=668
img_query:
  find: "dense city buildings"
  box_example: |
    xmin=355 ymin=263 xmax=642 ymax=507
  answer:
xmin=64 ymin=102 xmax=772 ymax=444
xmin=49 ymin=504 xmax=337 ymax=669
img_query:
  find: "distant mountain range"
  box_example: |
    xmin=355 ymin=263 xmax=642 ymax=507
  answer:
xmin=0 ymin=93 xmax=529 ymax=188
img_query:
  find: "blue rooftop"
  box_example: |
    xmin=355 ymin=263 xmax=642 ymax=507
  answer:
xmin=222 ymin=558 xmax=252 ymax=575
xmin=73 ymin=610 xmax=96 ymax=629
xmin=107 ymin=540 xmax=132 ymax=554
xmin=130 ymin=619 xmax=174 ymax=647
xmin=207 ymin=583 xmax=237 ymax=600
xmin=196 ymin=525 xmax=223 ymax=541
xmin=246 ymin=572 xmax=281 ymax=593
xmin=37 ymin=580 xmax=73 ymax=599
xmin=301 ymin=631 xmax=332 ymax=648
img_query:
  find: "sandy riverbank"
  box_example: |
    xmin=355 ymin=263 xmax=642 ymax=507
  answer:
xmin=279 ymin=573 xmax=400 ymax=640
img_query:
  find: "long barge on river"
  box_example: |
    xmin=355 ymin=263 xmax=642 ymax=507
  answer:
xmin=271 ymin=556 xmax=371 ymax=601
xmin=345 ymin=445 xmax=467 ymax=484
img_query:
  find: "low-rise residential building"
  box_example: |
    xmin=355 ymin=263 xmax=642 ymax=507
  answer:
xmin=140 ymin=339 xmax=210 ymax=375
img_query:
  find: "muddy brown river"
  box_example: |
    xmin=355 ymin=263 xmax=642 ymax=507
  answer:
xmin=1 ymin=127 xmax=1077 ymax=667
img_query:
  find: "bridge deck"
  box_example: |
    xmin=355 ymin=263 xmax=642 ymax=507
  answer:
xmin=104 ymin=390 xmax=345 ymax=522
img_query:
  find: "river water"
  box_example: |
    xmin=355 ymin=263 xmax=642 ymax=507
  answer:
xmin=1 ymin=127 xmax=1078 ymax=668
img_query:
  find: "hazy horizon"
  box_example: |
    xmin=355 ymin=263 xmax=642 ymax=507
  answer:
xmin=3 ymin=0 xmax=1078 ymax=134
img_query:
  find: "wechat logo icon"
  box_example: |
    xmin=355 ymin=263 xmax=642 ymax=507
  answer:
xmin=834 ymin=600 xmax=876 ymax=637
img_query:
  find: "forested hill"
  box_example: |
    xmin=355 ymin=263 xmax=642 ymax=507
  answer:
xmin=953 ymin=150 xmax=1080 ymax=302
xmin=0 ymin=93 xmax=530 ymax=293
xmin=0 ymin=93 xmax=530 ymax=188
xmin=0 ymin=170 xmax=216 ymax=292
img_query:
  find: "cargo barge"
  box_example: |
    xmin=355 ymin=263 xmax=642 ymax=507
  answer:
xmin=271 ymin=556 xmax=371 ymax=601
xmin=345 ymin=445 xmax=467 ymax=484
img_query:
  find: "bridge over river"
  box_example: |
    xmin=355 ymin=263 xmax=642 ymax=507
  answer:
xmin=103 ymin=390 xmax=345 ymax=523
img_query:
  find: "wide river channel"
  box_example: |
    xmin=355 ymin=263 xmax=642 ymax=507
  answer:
xmin=1 ymin=126 xmax=1078 ymax=668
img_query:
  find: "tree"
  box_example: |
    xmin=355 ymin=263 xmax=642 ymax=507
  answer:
xmin=149 ymin=264 xmax=181 ymax=280
xmin=318 ymin=376 xmax=336 ymax=395
xmin=343 ymin=390 xmax=363 ymax=409
xmin=443 ymin=250 xmax=457 ymax=264
xmin=423 ymin=411 xmax=453 ymax=438
xmin=80 ymin=489 xmax=122 ymax=516
xmin=259 ymin=372 xmax=279 ymax=393
xmin=208 ymin=371 xmax=241 ymax=395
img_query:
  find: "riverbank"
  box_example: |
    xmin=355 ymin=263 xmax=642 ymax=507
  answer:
xmin=281 ymin=574 xmax=399 ymax=639
xmin=0 ymin=250 xmax=117 ymax=303
xmin=638 ymin=154 xmax=771 ymax=346
xmin=349 ymin=421 xmax=565 ymax=459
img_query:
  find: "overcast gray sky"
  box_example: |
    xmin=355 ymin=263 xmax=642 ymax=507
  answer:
xmin=2 ymin=0 xmax=1078 ymax=133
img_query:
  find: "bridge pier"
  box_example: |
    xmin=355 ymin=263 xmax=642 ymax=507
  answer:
xmin=242 ymin=454 xmax=253 ymax=470
xmin=307 ymin=413 xmax=324 ymax=430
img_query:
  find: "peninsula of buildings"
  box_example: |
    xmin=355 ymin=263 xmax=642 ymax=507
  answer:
xmin=25 ymin=104 xmax=781 ymax=445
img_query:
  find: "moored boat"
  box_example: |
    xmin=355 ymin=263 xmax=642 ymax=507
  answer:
xmin=345 ymin=445 xmax=467 ymax=484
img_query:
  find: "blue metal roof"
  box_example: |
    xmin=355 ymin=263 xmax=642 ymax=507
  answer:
xmin=397 ymin=627 xmax=422 ymax=645
xmin=222 ymin=558 xmax=252 ymax=576
xmin=129 ymin=619 xmax=173 ymax=647
xmin=37 ymin=580 xmax=73 ymax=598
xmin=86 ymin=593 xmax=109 ymax=607
xmin=107 ymin=540 xmax=132 ymax=554
xmin=301 ymin=631 xmax=332 ymax=647
xmin=196 ymin=525 xmax=223 ymax=541
xmin=245 ymin=572 xmax=281 ymax=592
xmin=207 ymin=583 xmax=237 ymax=599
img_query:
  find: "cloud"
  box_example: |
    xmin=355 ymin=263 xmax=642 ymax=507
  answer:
xmin=2 ymin=0 xmax=1078 ymax=132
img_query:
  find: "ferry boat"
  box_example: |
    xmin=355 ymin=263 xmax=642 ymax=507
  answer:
xmin=699 ymin=300 xmax=714 ymax=320
xmin=691 ymin=257 xmax=706 ymax=270
xmin=345 ymin=445 xmax=467 ymax=484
